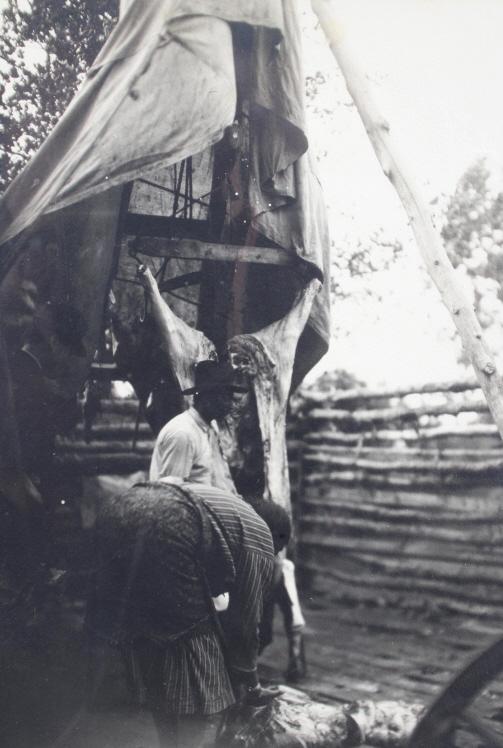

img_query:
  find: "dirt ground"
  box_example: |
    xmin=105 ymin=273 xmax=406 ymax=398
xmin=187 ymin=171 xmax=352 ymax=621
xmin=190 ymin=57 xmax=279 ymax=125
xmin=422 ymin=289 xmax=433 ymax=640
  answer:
xmin=3 ymin=589 xmax=503 ymax=748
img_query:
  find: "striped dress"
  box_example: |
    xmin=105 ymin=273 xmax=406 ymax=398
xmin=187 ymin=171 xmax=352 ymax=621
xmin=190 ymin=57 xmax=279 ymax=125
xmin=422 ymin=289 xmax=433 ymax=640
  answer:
xmin=86 ymin=482 xmax=274 ymax=714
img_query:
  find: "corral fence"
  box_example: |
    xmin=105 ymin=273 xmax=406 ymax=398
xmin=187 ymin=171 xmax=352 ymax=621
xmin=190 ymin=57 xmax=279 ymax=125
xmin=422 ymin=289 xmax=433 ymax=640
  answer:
xmin=290 ymin=379 xmax=503 ymax=622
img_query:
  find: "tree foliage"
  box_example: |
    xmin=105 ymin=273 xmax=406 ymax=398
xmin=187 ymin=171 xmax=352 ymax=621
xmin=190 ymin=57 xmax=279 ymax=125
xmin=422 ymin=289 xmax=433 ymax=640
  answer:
xmin=0 ymin=0 xmax=118 ymax=192
xmin=443 ymin=160 xmax=503 ymax=319
xmin=330 ymin=231 xmax=402 ymax=301
xmin=442 ymin=159 xmax=503 ymax=359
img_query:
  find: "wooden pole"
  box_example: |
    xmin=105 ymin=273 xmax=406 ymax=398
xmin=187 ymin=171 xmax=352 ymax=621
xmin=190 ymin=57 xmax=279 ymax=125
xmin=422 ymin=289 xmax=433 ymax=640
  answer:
xmin=310 ymin=0 xmax=503 ymax=439
xmin=119 ymin=0 xmax=133 ymax=16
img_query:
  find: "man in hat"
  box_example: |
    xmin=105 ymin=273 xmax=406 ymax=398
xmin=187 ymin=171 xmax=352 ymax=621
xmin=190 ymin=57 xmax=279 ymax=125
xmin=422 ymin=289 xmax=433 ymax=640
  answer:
xmin=149 ymin=359 xmax=245 ymax=494
xmin=149 ymin=359 xmax=308 ymax=682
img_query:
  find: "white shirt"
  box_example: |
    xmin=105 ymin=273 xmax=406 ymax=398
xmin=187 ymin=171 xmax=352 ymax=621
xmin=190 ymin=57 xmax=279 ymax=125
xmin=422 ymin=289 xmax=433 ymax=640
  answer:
xmin=149 ymin=407 xmax=237 ymax=494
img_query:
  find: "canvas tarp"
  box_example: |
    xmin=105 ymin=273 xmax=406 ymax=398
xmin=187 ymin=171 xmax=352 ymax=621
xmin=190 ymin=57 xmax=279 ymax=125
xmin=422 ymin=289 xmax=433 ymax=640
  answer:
xmin=0 ymin=10 xmax=237 ymax=248
xmin=0 ymin=0 xmax=330 ymax=394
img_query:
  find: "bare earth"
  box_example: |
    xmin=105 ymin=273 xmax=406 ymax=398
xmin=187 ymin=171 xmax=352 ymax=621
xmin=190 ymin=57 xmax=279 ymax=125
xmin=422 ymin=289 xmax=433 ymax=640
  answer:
xmin=3 ymin=592 xmax=503 ymax=748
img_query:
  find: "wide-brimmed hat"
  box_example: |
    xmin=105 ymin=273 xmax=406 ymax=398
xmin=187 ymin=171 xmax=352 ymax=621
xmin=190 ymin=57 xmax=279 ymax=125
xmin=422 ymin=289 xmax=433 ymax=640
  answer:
xmin=182 ymin=360 xmax=248 ymax=396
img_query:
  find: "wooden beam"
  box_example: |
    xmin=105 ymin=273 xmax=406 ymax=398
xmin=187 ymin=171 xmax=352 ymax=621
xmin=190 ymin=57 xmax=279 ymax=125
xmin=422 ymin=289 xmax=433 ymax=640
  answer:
xmin=302 ymin=451 xmax=503 ymax=475
xmin=89 ymin=362 xmax=126 ymax=381
xmin=119 ymin=0 xmax=132 ymax=15
xmin=159 ymin=271 xmax=202 ymax=293
xmin=300 ymin=379 xmax=481 ymax=406
xmin=55 ymin=452 xmax=149 ymax=475
xmin=307 ymin=398 xmax=488 ymax=426
xmin=302 ymin=424 xmax=500 ymax=446
xmin=311 ymin=0 xmax=503 ymax=439
xmin=132 ymin=237 xmax=294 ymax=266
xmin=124 ymin=214 xmax=208 ymax=239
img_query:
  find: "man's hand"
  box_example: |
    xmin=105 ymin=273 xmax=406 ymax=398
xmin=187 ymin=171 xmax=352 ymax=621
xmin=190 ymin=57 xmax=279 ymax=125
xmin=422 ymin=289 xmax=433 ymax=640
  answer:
xmin=244 ymin=684 xmax=282 ymax=707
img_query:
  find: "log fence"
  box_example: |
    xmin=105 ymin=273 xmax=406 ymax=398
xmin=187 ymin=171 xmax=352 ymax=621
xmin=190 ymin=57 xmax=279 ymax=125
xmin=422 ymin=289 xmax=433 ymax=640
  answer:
xmin=292 ymin=378 xmax=503 ymax=622
xmin=55 ymin=397 xmax=154 ymax=476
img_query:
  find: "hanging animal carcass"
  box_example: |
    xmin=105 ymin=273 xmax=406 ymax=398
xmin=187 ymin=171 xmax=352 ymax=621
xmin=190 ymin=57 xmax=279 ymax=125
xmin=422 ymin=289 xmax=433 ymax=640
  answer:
xmin=0 ymin=0 xmax=330 ymax=524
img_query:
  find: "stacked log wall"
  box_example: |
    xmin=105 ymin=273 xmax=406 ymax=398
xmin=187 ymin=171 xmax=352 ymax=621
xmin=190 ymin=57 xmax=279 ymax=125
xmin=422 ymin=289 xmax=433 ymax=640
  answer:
xmin=290 ymin=380 xmax=503 ymax=621
xmin=53 ymin=397 xmax=154 ymax=536
xmin=56 ymin=397 xmax=154 ymax=477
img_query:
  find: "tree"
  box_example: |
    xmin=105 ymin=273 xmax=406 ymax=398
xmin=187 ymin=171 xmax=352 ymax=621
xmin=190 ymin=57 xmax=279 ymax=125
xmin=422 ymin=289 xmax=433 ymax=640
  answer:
xmin=442 ymin=159 xmax=503 ymax=361
xmin=0 ymin=0 xmax=118 ymax=193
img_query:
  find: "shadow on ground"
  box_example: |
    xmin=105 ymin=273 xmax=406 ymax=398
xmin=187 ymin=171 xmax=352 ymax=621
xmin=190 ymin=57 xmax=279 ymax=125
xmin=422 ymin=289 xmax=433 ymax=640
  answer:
xmin=2 ymin=589 xmax=503 ymax=748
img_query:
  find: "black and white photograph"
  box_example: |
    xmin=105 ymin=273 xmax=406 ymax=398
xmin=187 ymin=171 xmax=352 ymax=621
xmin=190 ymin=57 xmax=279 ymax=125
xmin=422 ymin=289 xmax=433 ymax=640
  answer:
xmin=2 ymin=1 xmax=503 ymax=746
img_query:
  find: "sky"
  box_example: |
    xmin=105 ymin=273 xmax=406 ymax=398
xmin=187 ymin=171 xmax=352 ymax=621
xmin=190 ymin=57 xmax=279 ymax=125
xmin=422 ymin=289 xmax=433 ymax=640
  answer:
xmin=2 ymin=0 xmax=503 ymax=388
xmin=300 ymin=0 xmax=503 ymax=386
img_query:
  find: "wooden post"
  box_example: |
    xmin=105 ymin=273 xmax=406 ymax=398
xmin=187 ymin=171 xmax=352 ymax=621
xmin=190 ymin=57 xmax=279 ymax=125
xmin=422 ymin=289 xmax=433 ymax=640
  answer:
xmin=311 ymin=0 xmax=503 ymax=439
xmin=119 ymin=0 xmax=133 ymax=15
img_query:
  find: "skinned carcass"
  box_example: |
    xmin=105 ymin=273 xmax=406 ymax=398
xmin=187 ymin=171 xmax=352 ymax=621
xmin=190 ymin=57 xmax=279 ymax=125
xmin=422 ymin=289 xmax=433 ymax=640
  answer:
xmin=139 ymin=264 xmax=217 ymax=391
xmin=136 ymin=265 xmax=320 ymax=513
xmin=217 ymin=686 xmax=425 ymax=748
xmin=227 ymin=278 xmax=321 ymax=512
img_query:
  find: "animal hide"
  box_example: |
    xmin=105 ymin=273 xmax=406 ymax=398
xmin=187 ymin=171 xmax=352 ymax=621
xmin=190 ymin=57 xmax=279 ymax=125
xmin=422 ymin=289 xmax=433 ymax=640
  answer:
xmin=139 ymin=269 xmax=320 ymax=510
xmin=217 ymin=686 xmax=425 ymax=748
xmin=228 ymin=279 xmax=320 ymax=510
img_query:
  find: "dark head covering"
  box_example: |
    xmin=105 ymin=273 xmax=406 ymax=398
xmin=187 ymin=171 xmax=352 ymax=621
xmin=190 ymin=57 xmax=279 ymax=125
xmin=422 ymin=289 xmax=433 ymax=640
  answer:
xmin=182 ymin=360 xmax=247 ymax=396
